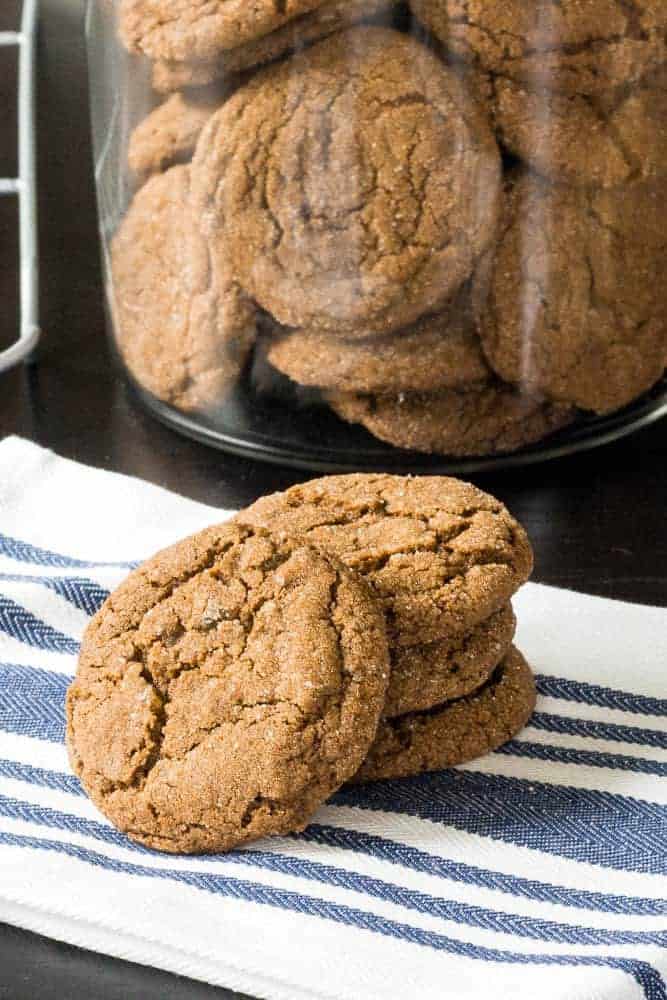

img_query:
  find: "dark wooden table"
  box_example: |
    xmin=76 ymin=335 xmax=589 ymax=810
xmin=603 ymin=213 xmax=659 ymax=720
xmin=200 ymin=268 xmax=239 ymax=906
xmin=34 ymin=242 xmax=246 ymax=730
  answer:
xmin=0 ymin=1 xmax=665 ymax=997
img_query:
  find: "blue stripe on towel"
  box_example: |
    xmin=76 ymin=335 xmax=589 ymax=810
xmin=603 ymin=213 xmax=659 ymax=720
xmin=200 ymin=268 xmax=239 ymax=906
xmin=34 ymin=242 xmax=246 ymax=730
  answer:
xmin=536 ymin=675 xmax=667 ymax=719
xmin=0 ymin=597 xmax=79 ymax=654
xmin=0 ymin=574 xmax=109 ymax=617
xmin=0 ymin=533 xmax=136 ymax=571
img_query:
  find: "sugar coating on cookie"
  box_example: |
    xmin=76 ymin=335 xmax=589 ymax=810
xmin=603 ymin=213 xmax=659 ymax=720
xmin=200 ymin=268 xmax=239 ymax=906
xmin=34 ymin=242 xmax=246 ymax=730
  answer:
xmin=128 ymin=92 xmax=221 ymax=180
xmin=352 ymin=645 xmax=535 ymax=782
xmin=476 ymin=171 xmax=667 ymax=414
xmin=490 ymin=65 xmax=667 ymax=188
xmin=410 ymin=0 xmax=667 ymax=97
xmin=385 ymin=603 xmax=516 ymax=717
xmin=111 ymin=165 xmax=257 ymax=411
xmin=191 ymin=27 xmax=501 ymax=338
xmin=329 ymin=384 xmax=575 ymax=456
xmin=67 ymin=522 xmax=390 ymax=854
xmin=266 ymin=284 xmax=489 ymax=394
xmin=240 ymin=473 xmax=533 ymax=647
xmin=151 ymin=0 xmax=395 ymax=93
xmin=119 ymin=0 xmax=325 ymax=62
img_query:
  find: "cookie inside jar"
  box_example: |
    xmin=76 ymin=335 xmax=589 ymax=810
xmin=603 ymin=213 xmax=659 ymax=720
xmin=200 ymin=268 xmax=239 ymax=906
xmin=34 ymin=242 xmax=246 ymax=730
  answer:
xmin=91 ymin=0 xmax=667 ymax=468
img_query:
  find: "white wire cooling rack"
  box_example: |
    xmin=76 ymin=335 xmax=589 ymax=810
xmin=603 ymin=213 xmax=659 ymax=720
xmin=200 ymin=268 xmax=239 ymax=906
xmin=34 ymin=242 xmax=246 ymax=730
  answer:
xmin=0 ymin=0 xmax=40 ymax=373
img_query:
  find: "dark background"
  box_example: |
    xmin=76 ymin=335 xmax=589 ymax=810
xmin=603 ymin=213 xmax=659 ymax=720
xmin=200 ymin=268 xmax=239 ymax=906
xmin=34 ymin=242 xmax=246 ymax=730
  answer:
xmin=0 ymin=1 xmax=665 ymax=997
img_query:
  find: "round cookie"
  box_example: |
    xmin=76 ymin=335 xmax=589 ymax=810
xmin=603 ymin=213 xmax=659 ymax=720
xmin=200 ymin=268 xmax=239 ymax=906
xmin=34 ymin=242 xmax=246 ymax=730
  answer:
xmin=490 ymin=65 xmax=667 ymax=188
xmin=151 ymin=0 xmax=394 ymax=94
xmin=329 ymin=384 xmax=576 ymax=456
xmin=191 ymin=27 xmax=502 ymax=338
xmin=410 ymin=0 xmax=667 ymax=98
xmin=476 ymin=170 xmax=667 ymax=414
xmin=265 ymin=285 xmax=488 ymax=394
xmin=119 ymin=0 xmax=324 ymax=63
xmin=66 ymin=522 xmax=390 ymax=854
xmin=128 ymin=92 xmax=220 ymax=180
xmin=111 ymin=165 xmax=257 ymax=411
xmin=385 ymin=603 xmax=516 ymax=718
xmin=240 ymin=473 xmax=533 ymax=647
xmin=352 ymin=645 xmax=535 ymax=783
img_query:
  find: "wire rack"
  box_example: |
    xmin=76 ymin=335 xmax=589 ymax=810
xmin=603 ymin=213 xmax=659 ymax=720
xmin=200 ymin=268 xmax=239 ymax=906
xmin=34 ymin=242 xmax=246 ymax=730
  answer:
xmin=0 ymin=0 xmax=40 ymax=373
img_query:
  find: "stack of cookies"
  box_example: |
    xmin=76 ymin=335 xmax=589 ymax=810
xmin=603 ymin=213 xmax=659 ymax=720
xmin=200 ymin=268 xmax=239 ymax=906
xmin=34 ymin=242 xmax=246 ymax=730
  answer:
xmin=67 ymin=474 xmax=536 ymax=854
xmin=110 ymin=2 xmax=667 ymax=458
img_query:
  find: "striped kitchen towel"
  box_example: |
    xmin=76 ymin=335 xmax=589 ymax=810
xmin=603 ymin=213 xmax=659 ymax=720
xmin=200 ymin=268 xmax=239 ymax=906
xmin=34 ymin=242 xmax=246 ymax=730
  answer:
xmin=0 ymin=435 xmax=665 ymax=1000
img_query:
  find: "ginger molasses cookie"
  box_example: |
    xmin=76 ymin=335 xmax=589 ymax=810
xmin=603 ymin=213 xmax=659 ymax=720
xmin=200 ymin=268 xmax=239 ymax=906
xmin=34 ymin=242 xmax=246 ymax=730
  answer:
xmin=352 ymin=645 xmax=535 ymax=783
xmin=67 ymin=522 xmax=390 ymax=854
xmin=329 ymin=384 xmax=575 ymax=456
xmin=240 ymin=473 xmax=533 ymax=647
xmin=490 ymin=65 xmax=667 ymax=188
xmin=151 ymin=0 xmax=394 ymax=93
xmin=410 ymin=0 xmax=667 ymax=97
xmin=128 ymin=91 xmax=220 ymax=180
xmin=191 ymin=27 xmax=501 ymax=338
xmin=476 ymin=171 xmax=667 ymax=414
xmin=111 ymin=165 xmax=256 ymax=412
xmin=265 ymin=286 xmax=488 ymax=394
xmin=385 ymin=603 xmax=516 ymax=718
xmin=119 ymin=0 xmax=324 ymax=63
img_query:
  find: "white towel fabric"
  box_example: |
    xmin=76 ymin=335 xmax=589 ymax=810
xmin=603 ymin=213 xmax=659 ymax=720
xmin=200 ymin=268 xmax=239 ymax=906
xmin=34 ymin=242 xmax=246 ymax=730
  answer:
xmin=0 ymin=435 xmax=665 ymax=1000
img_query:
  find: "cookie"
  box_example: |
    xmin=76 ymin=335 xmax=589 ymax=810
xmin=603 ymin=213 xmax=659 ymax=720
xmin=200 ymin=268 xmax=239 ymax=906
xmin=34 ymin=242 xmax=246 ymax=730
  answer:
xmin=66 ymin=522 xmax=390 ymax=854
xmin=265 ymin=285 xmax=488 ymax=394
xmin=410 ymin=0 xmax=667 ymax=98
xmin=476 ymin=170 xmax=667 ymax=414
xmin=490 ymin=65 xmax=667 ymax=188
xmin=352 ymin=645 xmax=535 ymax=783
xmin=191 ymin=27 xmax=501 ymax=338
xmin=240 ymin=473 xmax=533 ymax=647
xmin=329 ymin=384 xmax=576 ymax=456
xmin=151 ymin=0 xmax=394 ymax=94
xmin=385 ymin=603 xmax=516 ymax=718
xmin=119 ymin=0 xmax=324 ymax=63
xmin=128 ymin=92 xmax=220 ymax=180
xmin=111 ymin=165 xmax=257 ymax=411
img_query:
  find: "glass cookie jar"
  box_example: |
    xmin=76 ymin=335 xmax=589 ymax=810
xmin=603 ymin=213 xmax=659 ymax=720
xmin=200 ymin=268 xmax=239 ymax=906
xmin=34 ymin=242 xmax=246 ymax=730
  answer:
xmin=87 ymin=0 xmax=667 ymax=471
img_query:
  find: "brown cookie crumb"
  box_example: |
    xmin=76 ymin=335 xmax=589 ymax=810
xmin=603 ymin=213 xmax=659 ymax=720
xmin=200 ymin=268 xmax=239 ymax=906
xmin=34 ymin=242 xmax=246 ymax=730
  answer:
xmin=191 ymin=27 xmax=501 ymax=337
xmin=385 ymin=603 xmax=516 ymax=717
xmin=240 ymin=473 xmax=533 ymax=647
xmin=67 ymin=522 xmax=390 ymax=854
xmin=111 ymin=165 xmax=257 ymax=411
xmin=352 ymin=645 xmax=536 ymax=783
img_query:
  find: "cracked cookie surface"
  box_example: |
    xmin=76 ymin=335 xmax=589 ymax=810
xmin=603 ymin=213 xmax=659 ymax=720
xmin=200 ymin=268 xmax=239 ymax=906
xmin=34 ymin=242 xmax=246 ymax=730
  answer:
xmin=385 ymin=603 xmax=516 ymax=717
xmin=67 ymin=522 xmax=390 ymax=854
xmin=111 ymin=165 xmax=257 ymax=412
xmin=265 ymin=284 xmax=488 ymax=393
xmin=119 ymin=0 xmax=325 ymax=63
xmin=151 ymin=0 xmax=394 ymax=93
xmin=191 ymin=27 xmax=501 ymax=337
xmin=476 ymin=170 xmax=667 ymax=414
xmin=128 ymin=92 xmax=221 ymax=181
xmin=329 ymin=383 xmax=575 ymax=456
xmin=240 ymin=473 xmax=533 ymax=647
xmin=410 ymin=0 xmax=667 ymax=97
xmin=352 ymin=645 xmax=535 ymax=782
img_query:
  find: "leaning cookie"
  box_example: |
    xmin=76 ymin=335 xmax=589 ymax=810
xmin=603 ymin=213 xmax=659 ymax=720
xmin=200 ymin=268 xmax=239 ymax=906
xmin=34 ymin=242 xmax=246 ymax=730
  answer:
xmin=111 ymin=165 xmax=256 ymax=411
xmin=490 ymin=65 xmax=667 ymax=188
xmin=191 ymin=27 xmax=501 ymax=338
xmin=328 ymin=384 xmax=576 ymax=456
xmin=128 ymin=91 xmax=221 ymax=180
xmin=410 ymin=0 xmax=667 ymax=98
xmin=240 ymin=473 xmax=533 ymax=648
xmin=476 ymin=170 xmax=667 ymax=414
xmin=385 ymin=604 xmax=516 ymax=718
xmin=352 ymin=646 xmax=535 ymax=783
xmin=265 ymin=285 xmax=488 ymax=394
xmin=151 ymin=0 xmax=395 ymax=93
xmin=67 ymin=522 xmax=390 ymax=854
